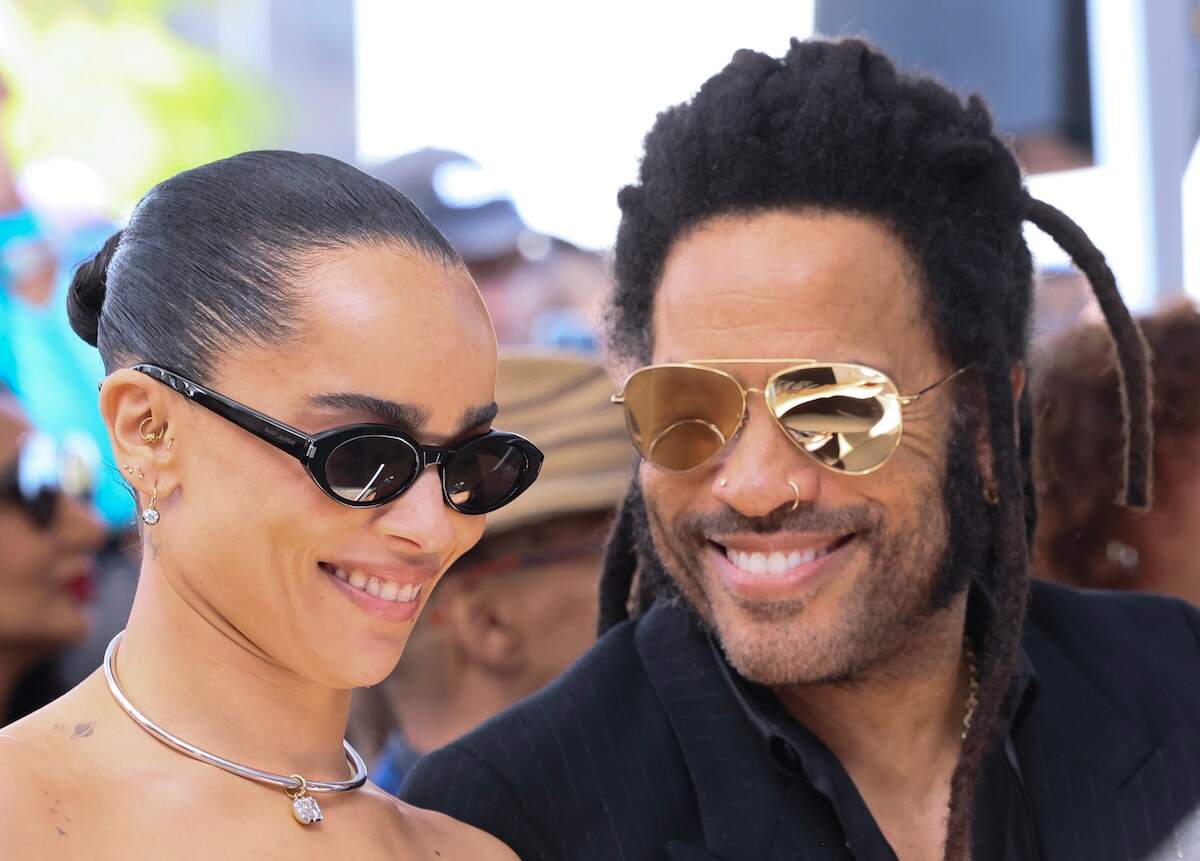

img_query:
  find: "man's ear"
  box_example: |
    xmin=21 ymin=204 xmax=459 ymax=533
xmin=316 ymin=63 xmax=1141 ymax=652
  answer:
xmin=973 ymin=362 xmax=1025 ymax=499
xmin=440 ymin=576 xmax=526 ymax=677
xmin=99 ymin=368 xmax=185 ymax=507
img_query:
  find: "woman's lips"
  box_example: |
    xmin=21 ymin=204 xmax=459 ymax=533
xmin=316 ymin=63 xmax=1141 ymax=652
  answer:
xmin=317 ymin=561 xmax=430 ymax=623
xmin=62 ymin=566 xmax=96 ymax=603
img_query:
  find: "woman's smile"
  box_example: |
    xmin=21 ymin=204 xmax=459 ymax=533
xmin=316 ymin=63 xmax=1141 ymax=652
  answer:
xmin=318 ymin=559 xmax=436 ymax=622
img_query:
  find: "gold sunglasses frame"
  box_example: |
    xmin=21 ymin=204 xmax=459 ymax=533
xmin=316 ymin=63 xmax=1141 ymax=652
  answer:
xmin=611 ymin=359 xmax=969 ymax=475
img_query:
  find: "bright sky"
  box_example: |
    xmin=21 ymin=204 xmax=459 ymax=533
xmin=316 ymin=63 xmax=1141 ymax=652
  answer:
xmin=355 ymin=2 xmax=1190 ymax=310
xmin=355 ymin=1 xmax=816 ymax=250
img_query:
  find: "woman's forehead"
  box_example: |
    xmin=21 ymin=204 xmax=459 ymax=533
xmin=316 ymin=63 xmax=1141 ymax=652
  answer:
xmin=304 ymin=248 xmax=489 ymax=346
xmin=209 ymin=247 xmax=497 ymax=436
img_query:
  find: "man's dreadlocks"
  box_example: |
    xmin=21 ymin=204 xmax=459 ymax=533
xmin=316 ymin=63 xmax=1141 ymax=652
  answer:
xmin=598 ymin=38 xmax=1152 ymax=860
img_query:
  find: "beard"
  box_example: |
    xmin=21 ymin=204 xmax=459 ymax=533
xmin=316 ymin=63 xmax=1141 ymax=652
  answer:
xmin=634 ymin=406 xmax=992 ymax=687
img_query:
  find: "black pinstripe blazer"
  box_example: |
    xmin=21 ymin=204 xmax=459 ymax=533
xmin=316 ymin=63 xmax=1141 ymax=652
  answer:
xmin=401 ymin=582 xmax=1200 ymax=860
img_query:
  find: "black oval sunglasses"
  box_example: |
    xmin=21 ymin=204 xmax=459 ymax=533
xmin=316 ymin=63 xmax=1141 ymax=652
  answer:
xmin=131 ymin=364 xmax=543 ymax=514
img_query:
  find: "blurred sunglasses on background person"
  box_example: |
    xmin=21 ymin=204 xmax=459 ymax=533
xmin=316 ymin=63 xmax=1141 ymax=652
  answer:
xmin=612 ymin=359 xmax=968 ymax=475
xmin=0 ymin=431 xmax=98 ymax=529
xmin=133 ymin=364 xmax=543 ymax=514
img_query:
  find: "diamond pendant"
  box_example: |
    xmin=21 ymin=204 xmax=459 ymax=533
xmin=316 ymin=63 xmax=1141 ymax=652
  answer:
xmin=292 ymin=793 xmax=323 ymax=825
xmin=286 ymin=775 xmax=323 ymax=826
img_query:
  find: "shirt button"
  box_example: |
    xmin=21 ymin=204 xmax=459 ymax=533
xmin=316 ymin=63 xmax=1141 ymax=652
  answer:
xmin=770 ymin=736 xmax=798 ymax=767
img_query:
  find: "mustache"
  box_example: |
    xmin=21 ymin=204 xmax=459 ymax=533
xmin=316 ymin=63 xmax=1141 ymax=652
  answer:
xmin=677 ymin=502 xmax=880 ymax=539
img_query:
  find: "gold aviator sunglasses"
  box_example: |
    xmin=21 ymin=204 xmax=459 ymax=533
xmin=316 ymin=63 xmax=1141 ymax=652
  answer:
xmin=611 ymin=360 xmax=968 ymax=475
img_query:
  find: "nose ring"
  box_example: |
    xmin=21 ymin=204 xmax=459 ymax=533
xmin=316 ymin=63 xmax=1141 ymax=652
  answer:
xmin=787 ymin=480 xmax=801 ymax=512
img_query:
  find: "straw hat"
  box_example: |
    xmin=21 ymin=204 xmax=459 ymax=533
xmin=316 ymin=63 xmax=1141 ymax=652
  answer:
xmin=485 ymin=348 xmax=633 ymax=535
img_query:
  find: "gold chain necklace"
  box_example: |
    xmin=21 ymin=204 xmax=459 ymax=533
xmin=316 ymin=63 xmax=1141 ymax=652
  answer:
xmin=961 ymin=638 xmax=980 ymax=740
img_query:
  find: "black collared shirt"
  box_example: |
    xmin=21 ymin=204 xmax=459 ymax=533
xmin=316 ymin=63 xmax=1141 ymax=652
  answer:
xmin=712 ymin=599 xmax=1041 ymax=861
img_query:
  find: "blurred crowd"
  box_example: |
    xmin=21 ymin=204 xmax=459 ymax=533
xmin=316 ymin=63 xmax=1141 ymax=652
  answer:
xmin=1 ymin=67 xmax=1198 ymax=792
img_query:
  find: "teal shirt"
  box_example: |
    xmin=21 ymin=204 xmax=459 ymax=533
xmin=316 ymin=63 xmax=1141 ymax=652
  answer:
xmin=0 ymin=209 xmax=133 ymax=529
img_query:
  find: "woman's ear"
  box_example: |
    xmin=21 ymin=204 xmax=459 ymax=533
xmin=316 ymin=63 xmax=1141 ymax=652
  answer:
xmin=99 ymin=368 xmax=184 ymax=505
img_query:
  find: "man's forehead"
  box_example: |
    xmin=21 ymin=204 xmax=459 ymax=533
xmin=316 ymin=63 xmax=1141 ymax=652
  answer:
xmin=653 ymin=211 xmax=927 ymax=354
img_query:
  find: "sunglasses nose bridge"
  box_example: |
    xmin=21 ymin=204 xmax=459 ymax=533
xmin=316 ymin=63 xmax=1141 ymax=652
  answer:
xmin=744 ymin=386 xmax=769 ymax=413
xmin=420 ymin=449 xmax=450 ymax=493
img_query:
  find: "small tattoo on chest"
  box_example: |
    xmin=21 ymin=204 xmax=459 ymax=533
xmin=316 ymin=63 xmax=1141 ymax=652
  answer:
xmin=72 ymin=721 xmax=95 ymax=738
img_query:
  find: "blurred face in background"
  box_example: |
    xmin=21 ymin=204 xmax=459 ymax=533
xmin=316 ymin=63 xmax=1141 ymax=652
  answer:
xmin=468 ymin=250 xmax=545 ymax=344
xmin=410 ymin=508 xmax=607 ymax=693
xmin=363 ymin=508 xmax=607 ymax=758
xmin=1032 ymin=302 xmax=1200 ymax=605
xmin=115 ymin=246 xmax=499 ymax=690
xmin=468 ymin=243 xmax=611 ymax=346
xmin=1135 ymin=432 xmax=1200 ymax=605
xmin=1 ymin=232 xmax=58 ymax=306
xmin=454 ymin=510 xmax=609 ymax=691
xmin=0 ymin=395 xmax=104 ymax=650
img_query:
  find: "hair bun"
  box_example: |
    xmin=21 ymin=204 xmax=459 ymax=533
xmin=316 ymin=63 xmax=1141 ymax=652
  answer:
xmin=67 ymin=229 xmax=123 ymax=347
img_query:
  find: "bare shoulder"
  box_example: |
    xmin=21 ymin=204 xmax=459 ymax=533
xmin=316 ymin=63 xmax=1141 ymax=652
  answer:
xmin=0 ymin=674 xmax=117 ymax=853
xmin=0 ymin=704 xmax=91 ymax=855
xmin=0 ymin=690 xmax=93 ymax=780
xmin=394 ymin=795 xmax=520 ymax=860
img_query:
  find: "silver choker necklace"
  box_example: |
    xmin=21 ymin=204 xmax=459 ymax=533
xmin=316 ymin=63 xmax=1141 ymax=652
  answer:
xmin=103 ymin=631 xmax=367 ymax=825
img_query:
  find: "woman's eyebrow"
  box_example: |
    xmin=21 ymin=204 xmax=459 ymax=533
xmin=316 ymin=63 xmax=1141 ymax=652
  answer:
xmin=306 ymin=392 xmax=429 ymax=434
xmin=306 ymin=394 xmax=498 ymax=437
xmin=457 ymin=402 xmax=499 ymax=434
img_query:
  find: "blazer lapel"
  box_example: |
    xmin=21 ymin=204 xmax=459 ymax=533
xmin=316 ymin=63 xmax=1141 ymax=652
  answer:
xmin=635 ymin=603 xmax=845 ymax=860
xmin=1020 ymin=620 xmax=1200 ymax=859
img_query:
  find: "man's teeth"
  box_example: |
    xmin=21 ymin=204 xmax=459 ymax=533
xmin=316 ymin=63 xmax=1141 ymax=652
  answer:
xmin=329 ymin=566 xmax=421 ymax=603
xmin=724 ymin=544 xmax=838 ymax=575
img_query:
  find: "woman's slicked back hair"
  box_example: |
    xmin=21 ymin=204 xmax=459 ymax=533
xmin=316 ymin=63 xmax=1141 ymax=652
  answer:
xmin=68 ymin=150 xmax=462 ymax=382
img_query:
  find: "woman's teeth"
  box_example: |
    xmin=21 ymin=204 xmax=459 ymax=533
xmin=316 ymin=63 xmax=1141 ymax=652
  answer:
xmin=329 ymin=566 xmax=421 ymax=603
xmin=724 ymin=543 xmax=840 ymax=576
